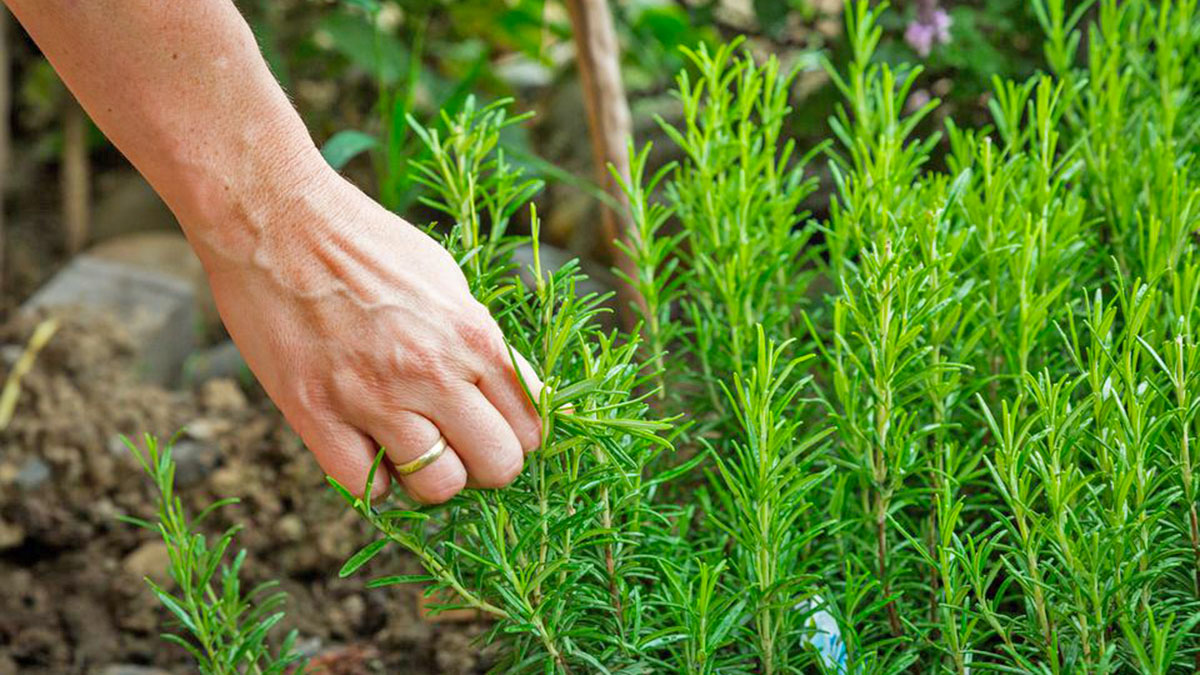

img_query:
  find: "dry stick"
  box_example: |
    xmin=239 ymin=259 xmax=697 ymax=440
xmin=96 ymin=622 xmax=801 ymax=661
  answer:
xmin=0 ymin=317 xmax=59 ymax=430
xmin=61 ymin=95 xmax=90 ymax=255
xmin=563 ymin=0 xmax=644 ymax=330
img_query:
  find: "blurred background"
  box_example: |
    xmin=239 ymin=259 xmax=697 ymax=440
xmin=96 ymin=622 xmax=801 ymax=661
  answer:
xmin=0 ymin=1 xmax=1047 ymax=672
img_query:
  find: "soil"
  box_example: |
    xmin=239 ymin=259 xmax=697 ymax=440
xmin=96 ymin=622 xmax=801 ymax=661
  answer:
xmin=0 ymin=312 xmax=493 ymax=674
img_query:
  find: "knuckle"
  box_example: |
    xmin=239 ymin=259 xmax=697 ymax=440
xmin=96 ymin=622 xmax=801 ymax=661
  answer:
xmin=390 ymin=344 xmax=447 ymax=383
xmin=282 ymin=376 xmax=331 ymax=416
xmin=414 ymin=471 xmax=467 ymax=504
xmin=457 ymin=304 xmax=502 ymax=353
xmin=479 ymin=450 xmax=524 ymax=489
xmin=328 ymin=365 xmax=368 ymax=405
xmin=519 ymin=422 xmax=543 ymax=453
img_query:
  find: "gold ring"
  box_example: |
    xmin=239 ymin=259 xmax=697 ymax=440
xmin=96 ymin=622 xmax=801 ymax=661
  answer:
xmin=395 ymin=436 xmax=447 ymax=475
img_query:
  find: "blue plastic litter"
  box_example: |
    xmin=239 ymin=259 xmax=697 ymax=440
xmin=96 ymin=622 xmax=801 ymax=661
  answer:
xmin=797 ymin=595 xmax=850 ymax=673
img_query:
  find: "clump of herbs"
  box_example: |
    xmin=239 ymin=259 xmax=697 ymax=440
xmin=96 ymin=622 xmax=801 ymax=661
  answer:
xmin=134 ymin=0 xmax=1200 ymax=671
xmin=122 ymin=435 xmax=307 ymax=675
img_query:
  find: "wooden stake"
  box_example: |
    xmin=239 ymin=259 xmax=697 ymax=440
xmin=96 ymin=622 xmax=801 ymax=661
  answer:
xmin=563 ymin=0 xmax=645 ymax=327
xmin=62 ymin=95 xmax=90 ymax=255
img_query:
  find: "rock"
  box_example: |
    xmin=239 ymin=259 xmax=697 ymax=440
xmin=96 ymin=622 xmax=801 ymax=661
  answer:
xmin=277 ymin=513 xmax=305 ymax=542
xmin=107 ymin=434 xmax=130 ymax=456
xmin=93 ymin=665 xmax=172 ymax=675
xmin=0 ymin=344 xmax=22 ymax=367
xmin=0 ymin=652 xmax=16 ymax=675
xmin=294 ymin=636 xmax=324 ymax=659
xmin=170 ymin=438 xmax=219 ymax=487
xmin=0 ymin=461 xmax=16 ymax=484
xmin=13 ymin=457 xmax=50 ymax=490
xmin=86 ymin=231 xmax=212 ymax=323
xmin=21 ymin=256 xmax=197 ymax=387
xmin=199 ymin=378 xmax=247 ymax=413
xmin=493 ymin=54 xmax=553 ymax=90
xmin=185 ymin=340 xmax=247 ymax=384
xmin=210 ymin=463 xmax=248 ymax=497
xmin=340 ymin=594 xmax=366 ymax=629
xmin=183 ymin=417 xmax=233 ymax=441
xmin=122 ymin=541 xmax=172 ymax=586
xmin=0 ymin=519 xmax=25 ymax=550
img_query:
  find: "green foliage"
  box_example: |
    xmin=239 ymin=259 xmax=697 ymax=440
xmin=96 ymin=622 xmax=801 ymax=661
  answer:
xmin=122 ymin=435 xmax=307 ymax=675
xmin=315 ymin=0 xmax=537 ymax=211
xmin=142 ymin=0 xmax=1200 ymax=671
xmin=328 ymin=0 xmax=1200 ymax=670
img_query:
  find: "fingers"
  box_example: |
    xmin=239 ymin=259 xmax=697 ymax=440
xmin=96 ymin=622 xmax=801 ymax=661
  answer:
xmin=295 ymin=416 xmax=390 ymax=499
xmin=372 ymin=412 xmax=468 ymax=504
xmin=477 ymin=349 xmax=544 ymax=453
xmin=429 ymin=385 xmax=525 ymax=489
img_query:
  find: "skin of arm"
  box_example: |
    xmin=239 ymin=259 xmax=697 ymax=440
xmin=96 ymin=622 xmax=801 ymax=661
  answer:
xmin=5 ymin=0 xmax=543 ymax=502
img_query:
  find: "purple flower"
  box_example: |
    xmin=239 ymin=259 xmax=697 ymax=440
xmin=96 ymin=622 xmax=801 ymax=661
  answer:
xmin=905 ymin=7 xmax=952 ymax=57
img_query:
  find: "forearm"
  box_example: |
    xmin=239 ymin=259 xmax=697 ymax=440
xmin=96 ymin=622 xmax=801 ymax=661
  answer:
xmin=6 ymin=0 xmax=545 ymax=504
xmin=4 ymin=0 xmax=326 ymax=268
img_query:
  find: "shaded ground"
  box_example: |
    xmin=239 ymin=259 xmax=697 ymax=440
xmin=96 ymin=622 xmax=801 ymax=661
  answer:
xmin=0 ymin=313 xmax=492 ymax=674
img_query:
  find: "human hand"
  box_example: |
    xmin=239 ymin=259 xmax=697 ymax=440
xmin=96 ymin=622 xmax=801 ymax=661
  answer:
xmin=194 ymin=163 xmax=544 ymax=503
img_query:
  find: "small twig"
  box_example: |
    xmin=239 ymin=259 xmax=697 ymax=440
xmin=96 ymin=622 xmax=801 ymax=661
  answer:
xmin=0 ymin=317 xmax=59 ymax=430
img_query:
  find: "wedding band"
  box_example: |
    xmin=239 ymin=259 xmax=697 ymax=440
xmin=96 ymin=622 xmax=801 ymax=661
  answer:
xmin=396 ymin=436 xmax=447 ymax=475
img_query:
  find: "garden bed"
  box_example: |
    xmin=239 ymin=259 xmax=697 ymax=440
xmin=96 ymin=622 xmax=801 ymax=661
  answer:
xmin=0 ymin=312 xmax=488 ymax=674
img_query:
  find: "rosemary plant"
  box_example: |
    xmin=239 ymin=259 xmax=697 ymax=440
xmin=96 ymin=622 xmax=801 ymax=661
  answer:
xmin=122 ymin=435 xmax=307 ymax=675
xmin=138 ymin=0 xmax=1200 ymax=671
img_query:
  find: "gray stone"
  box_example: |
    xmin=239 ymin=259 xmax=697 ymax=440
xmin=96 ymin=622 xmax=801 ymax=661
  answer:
xmin=0 ymin=345 xmax=22 ymax=368
xmin=171 ymin=438 xmax=219 ymax=487
xmin=494 ymin=55 xmax=552 ymax=89
xmin=87 ymin=231 xmax=215 ymax=325
xmin=22 ymin=256 xmax=197 ymax=386
xmin=184 ymin=339 xmax=248 ymax=384
xmin=183 ymin=417 xmax=232 ymax=442
xmin=14 ymin=457 xmax=50 ymax=490
xmin=107 ymin=434 xmax=130 ymax=456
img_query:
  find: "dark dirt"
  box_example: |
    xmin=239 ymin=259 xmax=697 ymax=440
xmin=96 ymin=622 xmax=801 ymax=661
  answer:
xmin=0 ymin=312 xmax=493 ymax=674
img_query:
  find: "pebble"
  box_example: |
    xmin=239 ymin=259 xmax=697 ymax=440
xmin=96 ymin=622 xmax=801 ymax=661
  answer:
xmin=0 ymin=344 xmax=22 ymax=368
xmin=199 ymin=378 xmax=248 ymax=413
xmin=183 ymin=417 xmax=232 ymax=441
xmin=122 ymin=541 xmax=172 ymax=586
xmin=14 ymin=457 xmax=50 ymax=490
xmin=0 ymin=519 xmax=21 ymax=551
xmin=341 ymin=594 xmax=366 ymax=629
xmin=210 ymin=463 xmax=246 ymax=497
xmin=0 ymin=461 xmax=17 ymax=485
xmin=170 ymin=439 xmax=219 ymax=487
xmin=107 ymin=434 xmax=131 ymax=456
xmin=277 ymin=513 xmax=305 ymax=542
